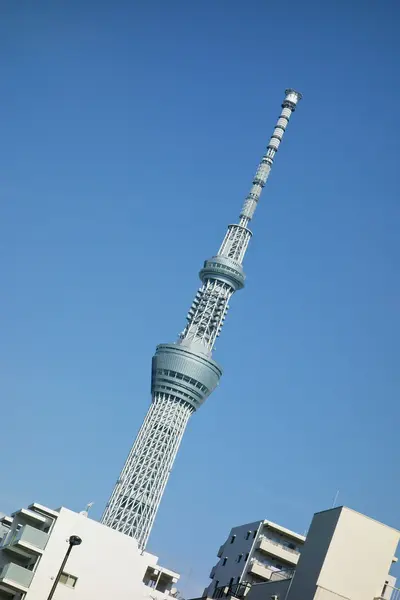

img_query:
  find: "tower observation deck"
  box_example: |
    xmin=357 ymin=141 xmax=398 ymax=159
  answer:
xmin=101 ymin=89 xmax=302 ymax=550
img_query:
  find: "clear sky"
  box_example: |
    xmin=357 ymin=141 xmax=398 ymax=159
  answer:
xmin=1 ymin=0 xmax=399 ymax=596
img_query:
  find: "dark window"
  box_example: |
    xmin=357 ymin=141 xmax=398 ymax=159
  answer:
xmin=214 ymin=580 xmax=219 ymax=590
xmin=237 ymin=554 xmax=243 ymax=563
xmin=230 ymin=535 xmax=236 ymax=544
xmin=229 ymin=578 xmax=234 ymax=588
xmin=253 ymin=530 xmax=257 ymax=539
xmin=276 ymin=564 xmax=283 ymax=570
xmin=245 ymin=553 xmax=249 ymax=561
xmin=245 ymin=531 xmax=251 ymax=540
xmin=287 ymin=542 xmax=296 ymax=550
xmin=59 ymin=573 xmax=78 ymax=588
xmin=236 ymin=577 xmax=240 ymax=585
xmin=222 ymin=558 xmax=227 ymax=566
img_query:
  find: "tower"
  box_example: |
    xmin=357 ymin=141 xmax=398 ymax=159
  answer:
xmin=101 ymin=89 xmax=302 ymax=550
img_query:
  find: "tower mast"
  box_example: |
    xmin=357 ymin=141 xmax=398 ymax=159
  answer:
xmin=101 ymin=89 xmax=302 ymax=550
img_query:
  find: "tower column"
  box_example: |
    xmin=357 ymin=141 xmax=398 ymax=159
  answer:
xmin=101 ymin=394 xmax=193 ymax=549
xmin=101 ymin=89 xmax=302 ymax=550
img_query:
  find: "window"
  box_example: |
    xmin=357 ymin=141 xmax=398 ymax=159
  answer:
xmin=237 ymin=554 xmax=243 ymax=563
xmin=287 ymin=542 xmax=296 ymax=550
xmin=59 ymin=572 xmax=78 ymax=589
xmin=245 ymin=553 xmax=249 ymax=561
xmin=276 ymin=564 xmax=283 ymax=570
xmin=229 ymin=578 xmax=234 ymax=588
xmin=230 ymin=535 xmax=236 ymax=544
xmin=245 ymin=531 xmax=251 ymax=540
xmin=236 ymin=576 xmax=240 ymax=585
xmin=253 ymin=530 xmax=257 ymax=539
xmin=214 ymin=580 xmax=219 ymax=590
xmin=222 ymin=558 xmax=227 ymax=566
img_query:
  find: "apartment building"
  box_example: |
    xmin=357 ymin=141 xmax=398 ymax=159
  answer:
xmin=205 ymin=519 xmax=305 ymax=597
xmin=0 ymin=502 xmax=179 ymax=600
xmin=202 ymin=507 xmax=400 ymax=600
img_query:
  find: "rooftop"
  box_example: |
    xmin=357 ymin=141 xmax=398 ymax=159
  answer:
xmin=262 ymin=520 xmax=306 ymax=543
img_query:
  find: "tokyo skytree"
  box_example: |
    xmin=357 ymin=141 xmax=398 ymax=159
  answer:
xmin=101 ymin=89 xmax=302 ymax=550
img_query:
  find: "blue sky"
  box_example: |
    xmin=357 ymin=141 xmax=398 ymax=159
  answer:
xmin=1 ymin=0 xmax=399 ymax=596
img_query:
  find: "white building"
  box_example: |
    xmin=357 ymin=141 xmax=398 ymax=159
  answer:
xmin=206 ymin=506 xmax=400 ymax=600
xmin=0 ymin=502 xmax=179 ymax=600
xmin=205 ymin=519 xmax=305 ymax=597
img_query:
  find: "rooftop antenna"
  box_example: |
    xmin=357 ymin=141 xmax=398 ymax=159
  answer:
xmin=332 ymin=490 xmax=340 ymax=509
xmin=79 ymin=502 xmax=94 ymax=518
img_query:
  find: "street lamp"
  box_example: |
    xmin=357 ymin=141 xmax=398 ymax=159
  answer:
xmin=46 ymin=535 xmax=82 ymax=600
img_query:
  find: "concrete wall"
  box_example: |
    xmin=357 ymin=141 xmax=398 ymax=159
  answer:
xmin=316 ymin=507 xmax=399 ymax=600
xmin=288 ymin=507 xmax=399 ymax=600
xmin=288 ymin=507 xmax=341 ymax=600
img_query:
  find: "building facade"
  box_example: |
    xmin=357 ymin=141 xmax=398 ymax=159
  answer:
xmin=203 ymin=507 xmax=400 ymax=600
xmin=0 ymin=502 xmax=179 ymax=600
xmin=286 ymin=506 xmax=399 ymax=600
xmin=205 ymin=519 xmax=305 ymax=597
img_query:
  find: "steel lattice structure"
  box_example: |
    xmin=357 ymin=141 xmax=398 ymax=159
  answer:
xmin=101 ymin=89 xmax=302 ymax=550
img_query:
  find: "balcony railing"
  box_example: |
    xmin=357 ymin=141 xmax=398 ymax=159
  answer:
xmin=375 ymin=583 xmax=400 ymax=600
xmin=259 ymin=535 xmax=300 ymax=555
xmin=2 ymin=525 xmax=48 ymax=553
xmin=0 ymin=563 xmax=33 ymax=591
xmin=213 ymin=582 xmax=251 ymax=599
xmin=270 ymin=568 xmax=294 ymax=582
xmin=248 ymin=559 xmax=274 ymax=580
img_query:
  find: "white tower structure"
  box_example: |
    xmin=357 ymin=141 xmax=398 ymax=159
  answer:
xmin=101 ymin=89 xmax=303 ymax=550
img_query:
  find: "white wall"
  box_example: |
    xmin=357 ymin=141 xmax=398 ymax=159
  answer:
xmin=25 ymin=508 xmax=175 ymax=600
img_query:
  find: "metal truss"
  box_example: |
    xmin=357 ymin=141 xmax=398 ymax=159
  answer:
xmin=101 ymin=90 xmax=302 ymax=550
xmin=101 ymin=393 xmax=193 ymax=549
xmin=180 ymin=279 xmax=233 ymax=351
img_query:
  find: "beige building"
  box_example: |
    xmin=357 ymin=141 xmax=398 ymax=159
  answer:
xmin=202 ymin=506 xmax=399 ymax=600
xmin=286 ymin=506 xmax=399 ymax=600
xmin=0 ymin=502 xmax=179 ymax=600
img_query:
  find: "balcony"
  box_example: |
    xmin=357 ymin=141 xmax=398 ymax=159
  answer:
xmin=213 ymin=582 xmax=252 ymax=599
xmin=210 ymin=565 xmax=217 ymax=579
xmin=143 ymin=565 xmax=178 ymax=595
xmin=217 ymin=545 xmax=224 ymax=558
xmin=270 ymin=569 xmax=294 ymax=582
xmin=2 ymin=525 xmax=48 ymax=558
xmin=248 ymin=560 xmax=293 ymax=583
xmin=256 ymin=536 xmax=300 ymax=565
xmin=248 ymin=560 xmax=274 ymax=581
xmin=0 ymin=563 xmax=33 ymax=593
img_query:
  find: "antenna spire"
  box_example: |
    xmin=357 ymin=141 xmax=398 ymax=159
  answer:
xmin=101 ymin=90 xmax=302 ymax=550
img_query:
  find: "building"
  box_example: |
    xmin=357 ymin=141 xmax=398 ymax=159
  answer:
xmin=205 ymin=519 xmax=305 ymax=597
xmin=101 ymin=89 xmax=303 ymax=550
xmin=0 ymin=517 xmax=12 ymax=547
xmin=0 ymin=502 xmax=179 ymax=600
xmin=285 ymin=506 xmax=399 ymax=600
xmin=203 ymin=507 xmax=400 ymax=600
